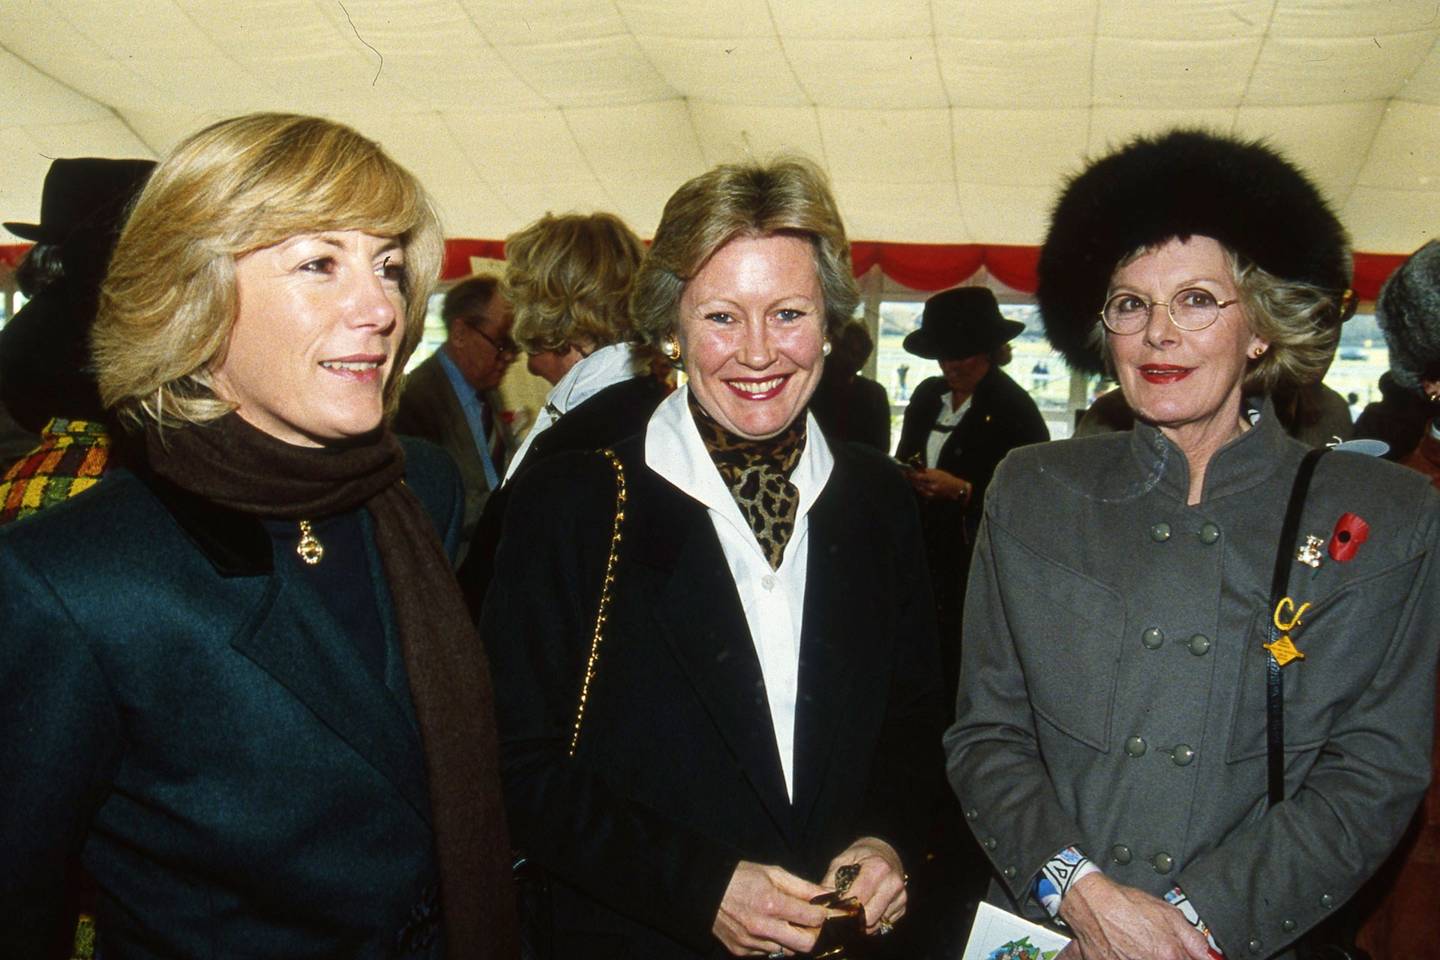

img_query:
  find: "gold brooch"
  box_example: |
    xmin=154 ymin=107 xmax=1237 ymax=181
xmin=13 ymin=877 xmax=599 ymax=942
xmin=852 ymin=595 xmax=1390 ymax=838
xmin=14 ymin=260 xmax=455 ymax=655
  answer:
xmin=296 ymin=519 xmax=324 ymax=565
xmin=1264 ymin=596 xmax=1311 ymax=667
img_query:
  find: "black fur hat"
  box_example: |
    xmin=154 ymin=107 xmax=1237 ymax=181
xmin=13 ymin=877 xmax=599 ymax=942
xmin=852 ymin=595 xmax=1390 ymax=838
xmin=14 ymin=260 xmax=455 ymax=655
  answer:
xmin=1037 ymin=129 xmax=1352 ymax=373
xmin=1376 ymin=240 xmax=1440 ymax=396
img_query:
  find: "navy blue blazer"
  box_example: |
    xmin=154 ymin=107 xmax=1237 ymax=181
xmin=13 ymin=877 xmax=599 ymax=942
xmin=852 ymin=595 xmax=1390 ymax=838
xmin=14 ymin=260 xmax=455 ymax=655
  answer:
xmin=0 ymin=438 xmax=463 ymax=959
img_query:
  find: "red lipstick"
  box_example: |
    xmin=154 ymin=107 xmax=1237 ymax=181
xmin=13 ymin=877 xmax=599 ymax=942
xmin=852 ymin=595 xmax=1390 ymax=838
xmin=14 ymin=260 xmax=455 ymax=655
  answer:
xmin=1138 ymin=364 xmax=1192 ymax=384
xmin=724 ymin=374 xmax=790 ymax=401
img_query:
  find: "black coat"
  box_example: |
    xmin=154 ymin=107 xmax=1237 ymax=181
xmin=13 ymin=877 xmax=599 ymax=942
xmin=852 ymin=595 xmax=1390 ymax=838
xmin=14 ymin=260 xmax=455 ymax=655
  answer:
xmin=458 ymin=374 xmax=666 ymax=617
xmin=0 ymin=439 xmax=464 ymax=959
xmin=809 ymin=370 xmax=891 ymax=453
xmin=480 ymin=432 xmax=945 ymax=959
xmin=1355 ymin=371 xmax=1432 ymax=461
xmin=894 ymin=368 xmax=1048 ymax=690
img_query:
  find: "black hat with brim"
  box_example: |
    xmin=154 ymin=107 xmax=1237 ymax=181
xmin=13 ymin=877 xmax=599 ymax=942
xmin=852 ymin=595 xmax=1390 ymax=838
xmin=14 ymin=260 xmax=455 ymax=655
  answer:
xmin=903 ymin=287 xmax=1025 ymax=360
xmin=5 ymin=157 xmax=155 ymax=244
xmin=1036 ymin=129 xmax=1352 ymax=374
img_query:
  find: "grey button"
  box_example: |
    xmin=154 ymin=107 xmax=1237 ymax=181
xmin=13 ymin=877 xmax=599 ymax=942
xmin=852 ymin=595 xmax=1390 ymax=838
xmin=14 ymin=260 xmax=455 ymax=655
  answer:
xmin=984 ymin=837 xmax=997 ymax=850
xmin=1124 ymin=735 xmax=1148 ymax=757
xmin=1150 ymin=522 xmax=1172 ymax=542
xmin=1151 ymin=851 xmax=1174 ymax=874
xmin=1320 ymin=893 xmax=1334 ymax=909
xmin=1248 ymin=938 xmax=1262 ymax=954
xmin=1110 ymin=844 xmax=1132 ymax=865
xmin=1187 ymin=633 xmax=1212 ymax=656
xmin=1171 ymin=744 xmax=1196 ymax=766
xmin=965 ymin=808 xmax=978 ymax=820
xmin=1142 ymin=627 xmax=1165 ymax=650
xmin=1199 ymin=522 xmax=1221 ymax=544
xmin=1003 ymin=866 xmax=1016 ymax=879
xmin=1282 ymin=919 xmax=1297 ymax=933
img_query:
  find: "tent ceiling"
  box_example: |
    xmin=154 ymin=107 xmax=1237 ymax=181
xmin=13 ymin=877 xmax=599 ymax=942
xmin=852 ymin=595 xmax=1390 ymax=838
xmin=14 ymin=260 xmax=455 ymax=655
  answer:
xmin=2 ymin=0 xmax=1438 ymax=255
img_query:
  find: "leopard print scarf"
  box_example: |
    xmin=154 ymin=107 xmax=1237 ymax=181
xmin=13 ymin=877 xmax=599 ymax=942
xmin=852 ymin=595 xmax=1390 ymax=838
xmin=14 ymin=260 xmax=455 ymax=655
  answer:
xmin=688 ymin=390 xmax=807 ymax=570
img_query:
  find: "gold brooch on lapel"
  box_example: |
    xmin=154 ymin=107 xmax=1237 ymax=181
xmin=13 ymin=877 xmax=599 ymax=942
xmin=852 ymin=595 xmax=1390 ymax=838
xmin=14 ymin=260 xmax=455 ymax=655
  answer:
xmin=1295 ymin=535 xmax=1325 ymax=569
xmin=1264 ymin=596 xmax=1311 ymax=667
xmin=296 ymin=519 xmax=324 ymax=565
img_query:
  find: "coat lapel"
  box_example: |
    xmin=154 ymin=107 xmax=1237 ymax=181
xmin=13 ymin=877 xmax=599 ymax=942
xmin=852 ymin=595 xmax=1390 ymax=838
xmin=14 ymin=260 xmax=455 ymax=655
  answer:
xmin=789 ymin=463 xmax=872 ymax=829
xmin=631 ymin=472 xmax=797 ymax=837
xmin=232 ymin=564 xmax=432 ymax=824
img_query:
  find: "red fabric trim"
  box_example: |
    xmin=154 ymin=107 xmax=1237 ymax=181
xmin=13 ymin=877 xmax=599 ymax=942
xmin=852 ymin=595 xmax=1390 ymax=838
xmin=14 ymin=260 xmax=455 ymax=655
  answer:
xmin=440 ymin=239 xmax=506 ymax=279
xmin=0 ymin=240 xmax=1404 ymax=302
xmin=1351 ymin=253 xmax=1408 ymax=304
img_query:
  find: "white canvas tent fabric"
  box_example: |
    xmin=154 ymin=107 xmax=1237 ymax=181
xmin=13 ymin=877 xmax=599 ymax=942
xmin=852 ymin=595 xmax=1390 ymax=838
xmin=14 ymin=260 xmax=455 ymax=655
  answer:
xmin=2 ymin=0 xmax=1438 ymax=254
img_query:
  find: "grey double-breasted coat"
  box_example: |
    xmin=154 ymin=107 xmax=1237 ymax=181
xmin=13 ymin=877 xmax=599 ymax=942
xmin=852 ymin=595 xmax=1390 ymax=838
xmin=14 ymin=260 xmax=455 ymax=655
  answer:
xmin=945 ymin=404 xmax=1440 ymax=959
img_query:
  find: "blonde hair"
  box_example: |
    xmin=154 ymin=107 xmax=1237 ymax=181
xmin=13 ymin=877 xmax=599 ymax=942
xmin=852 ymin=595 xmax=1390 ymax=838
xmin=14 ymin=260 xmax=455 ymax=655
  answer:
xmin=503 ymin=212 xmax=644 ymax=355
xmin=1231 ymin=255 xmax=1344 ymax=394
xmin=1094 ymin=242 xmax=1344 ymax=393
xmin=95 ymin=112 xmax=443 ymax=428
xmin=631 ymin=157 xmax=859 ymax=348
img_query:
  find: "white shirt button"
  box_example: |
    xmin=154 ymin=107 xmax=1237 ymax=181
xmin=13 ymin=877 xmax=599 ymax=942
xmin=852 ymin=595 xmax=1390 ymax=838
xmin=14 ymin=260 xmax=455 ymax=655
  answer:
xmin=761 ymin=574 xmax=777 ymax=591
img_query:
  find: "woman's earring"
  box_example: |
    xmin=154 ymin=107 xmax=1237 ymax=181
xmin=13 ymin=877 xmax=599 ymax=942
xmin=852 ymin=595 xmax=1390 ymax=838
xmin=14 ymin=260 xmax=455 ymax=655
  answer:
xmin=663 ymin=337 xmax=681 ymax=361
xmin=822 ymin=339 xmax=833 ymax=356
xmin=1250 ymin=346 xmax=1267 ymax=360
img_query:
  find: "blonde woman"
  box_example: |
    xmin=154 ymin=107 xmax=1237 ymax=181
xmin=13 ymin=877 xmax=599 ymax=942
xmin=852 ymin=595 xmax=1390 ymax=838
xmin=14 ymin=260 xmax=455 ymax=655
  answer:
xmin=0 ymin=114 xmax=515 ymax=959
xmin=483 ymin=158 xmax=943 ymax=958
xmin=459 ymin=212 xmax=664 ymax=613
xmin=500 ymin=211 xmax=661 ymax=483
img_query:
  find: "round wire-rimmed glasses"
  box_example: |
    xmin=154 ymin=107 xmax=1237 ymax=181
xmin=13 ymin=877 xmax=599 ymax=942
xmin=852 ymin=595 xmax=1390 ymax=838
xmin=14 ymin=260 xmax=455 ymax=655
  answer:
xmin=1099 ymin=288 xmax=1239 ymax=335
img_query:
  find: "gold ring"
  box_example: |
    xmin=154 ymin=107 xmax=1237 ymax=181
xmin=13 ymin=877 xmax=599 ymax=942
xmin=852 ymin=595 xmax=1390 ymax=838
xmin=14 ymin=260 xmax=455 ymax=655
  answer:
xmin=879 ymin=919 xmax=895 ymax=935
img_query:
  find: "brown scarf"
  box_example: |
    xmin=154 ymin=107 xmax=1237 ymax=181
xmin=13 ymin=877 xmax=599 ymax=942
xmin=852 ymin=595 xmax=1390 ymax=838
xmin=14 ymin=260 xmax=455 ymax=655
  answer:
xmin=688 ymin=391 xmax=807 ymax=569
xmin=146 ymin=414 xmax=517 ymax=960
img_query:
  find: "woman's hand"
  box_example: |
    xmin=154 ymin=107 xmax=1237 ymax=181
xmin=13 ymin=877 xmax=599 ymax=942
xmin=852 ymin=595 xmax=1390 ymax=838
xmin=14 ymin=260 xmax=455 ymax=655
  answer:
xmin=1055 ymin=873 xmax=1211 ymax=960
xmin=822 ymin=836 xmax=907 ymax=934
xmin=712 ymin=861 xmax=828 ymax=957
xmin=907 ymin=467 xmax=972 ymax=502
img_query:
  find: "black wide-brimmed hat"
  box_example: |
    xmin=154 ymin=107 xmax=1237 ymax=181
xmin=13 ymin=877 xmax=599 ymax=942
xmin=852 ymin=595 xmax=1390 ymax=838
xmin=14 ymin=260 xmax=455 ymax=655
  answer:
xmin=903 ymin=287 xmax=1024 ymax=360
xmin=0 ymin=157 xmax=155 ymax=431
xmin=5 ymin=157 xmax=155 ymax=244
xmin=1037 ymin=129 xmax=1353 ymax=374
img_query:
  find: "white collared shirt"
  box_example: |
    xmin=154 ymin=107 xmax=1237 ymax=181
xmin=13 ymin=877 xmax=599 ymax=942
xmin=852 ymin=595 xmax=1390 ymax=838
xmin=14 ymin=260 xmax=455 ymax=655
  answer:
xmin=926 ymin=392 xmax=972 ymax=468
xmin=504 ymin=342 xmax=648 ymax=484
xmin=644 ymin=385 xmax=834 ymax=799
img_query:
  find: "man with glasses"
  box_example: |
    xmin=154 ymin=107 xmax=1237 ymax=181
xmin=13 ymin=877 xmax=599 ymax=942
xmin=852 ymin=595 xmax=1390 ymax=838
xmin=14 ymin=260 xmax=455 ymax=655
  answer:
xmin=395 ymin=275 xmax=518 ymax=553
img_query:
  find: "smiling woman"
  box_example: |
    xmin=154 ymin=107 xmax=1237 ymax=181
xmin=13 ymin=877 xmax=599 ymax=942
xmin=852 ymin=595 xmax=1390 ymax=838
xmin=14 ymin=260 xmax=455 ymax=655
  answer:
xmin=482 ymin=157 xmax=945 ymax=960
xmin=946 ymin=129 xmax=1440 ymax=960
xmin=0 ymin=114 xmax=517 ymax=958
xmin=215 ymin=230 xmax=408 ymax=446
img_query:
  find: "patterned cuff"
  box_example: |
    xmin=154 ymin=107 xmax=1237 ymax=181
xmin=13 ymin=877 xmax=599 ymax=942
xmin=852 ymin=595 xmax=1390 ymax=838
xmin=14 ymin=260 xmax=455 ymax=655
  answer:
xmin=1034 ymin=846 xmax=1101 ymax=919
xmin=1165 ymin=885 xmax=1225 ymax=958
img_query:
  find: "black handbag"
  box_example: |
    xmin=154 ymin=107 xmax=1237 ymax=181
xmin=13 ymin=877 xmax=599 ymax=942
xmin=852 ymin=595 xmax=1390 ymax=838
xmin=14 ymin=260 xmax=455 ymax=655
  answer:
xmin=513 ymin=448 xmax=627 ymax=960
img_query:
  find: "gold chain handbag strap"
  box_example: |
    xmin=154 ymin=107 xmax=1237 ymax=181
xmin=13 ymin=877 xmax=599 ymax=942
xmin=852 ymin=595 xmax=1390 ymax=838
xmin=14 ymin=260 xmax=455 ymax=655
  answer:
xmin=568 ymin=448 xmax=627 ymax=757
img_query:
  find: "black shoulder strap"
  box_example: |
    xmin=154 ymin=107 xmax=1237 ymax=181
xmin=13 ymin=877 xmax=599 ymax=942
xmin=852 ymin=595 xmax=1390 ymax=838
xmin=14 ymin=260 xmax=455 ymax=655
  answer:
xmin=1266 ymin=446 xmax=1328 ymax=806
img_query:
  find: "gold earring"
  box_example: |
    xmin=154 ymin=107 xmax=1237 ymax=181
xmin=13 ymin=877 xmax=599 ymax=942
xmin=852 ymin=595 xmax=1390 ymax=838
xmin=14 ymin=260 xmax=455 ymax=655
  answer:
xmin=663 ymin=338 xmax=681 ymax=361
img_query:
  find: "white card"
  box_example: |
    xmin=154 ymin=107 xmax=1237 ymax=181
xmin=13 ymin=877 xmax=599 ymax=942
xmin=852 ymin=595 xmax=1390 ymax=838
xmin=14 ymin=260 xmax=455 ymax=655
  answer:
xmin=960 ymin=900 xmax=1072 ymax=960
